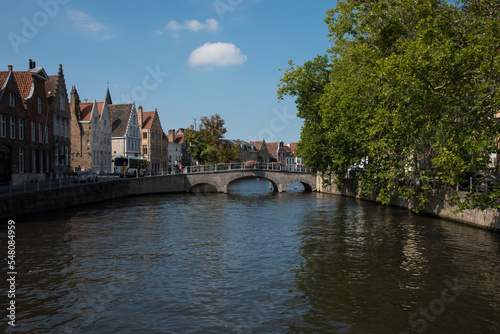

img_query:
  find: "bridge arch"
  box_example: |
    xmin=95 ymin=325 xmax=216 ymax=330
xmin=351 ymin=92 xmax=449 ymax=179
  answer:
xmin=284 ymin=180 xmax=314 ymax=192
xmin=226 ymin=176 xmax=279 ymax=193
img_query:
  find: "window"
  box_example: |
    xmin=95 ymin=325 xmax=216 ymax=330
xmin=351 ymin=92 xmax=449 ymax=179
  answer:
xmin=39 ymin=150 xmax=44 ymax=173
xmin=55 ymin=143 xmax=59 ymax=166
xmin=10 ymin=117 xmax=15 ymax=139
xmin=45 ymin=124 xmax=48 ymax=143
xmin=31 ymin=122 xmax=35 ymax=142
xmin=54 ymin=117 xmax=58 ymax=136
xmin=0 ymin=115 xmax=6 ymax=138
xmin=38 ymin=123 xmax=42 ymax=143
xmin=19 ymin=148 xmax=24 ymax=173
xmin=9 ymin=93 xmax=15 ymax=107
xmin=38 ymin=97 xmax=42 ymax=114
xmin=60 ymin=145 xmax=64 ymax=166
xmin=65 ymin=146 xmax=69 ymax=166
xmin=31 ymin=149 xmax=36 ymax=173
xmin=19 ymin=118 xmax=24 ymax=140
xmin=143 ymin=145 xmax=148 ymax=155
xmin=143 ymin=132 xmax=147 ymax=139
xmin=60 ymin=94 xmax=65 ymax=111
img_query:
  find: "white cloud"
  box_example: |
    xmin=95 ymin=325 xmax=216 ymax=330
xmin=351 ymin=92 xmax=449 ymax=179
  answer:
xmin=67 ymin=9 xmax=115 ymax=41
xmin=158 ymin=18 xmax=220 ymax=38
xmin=189 ymin=42 xmax=248 ymax=69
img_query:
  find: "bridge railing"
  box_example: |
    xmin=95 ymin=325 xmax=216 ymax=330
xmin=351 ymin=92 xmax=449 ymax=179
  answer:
xmin=181 ymin=162 xmax=311 ymax=174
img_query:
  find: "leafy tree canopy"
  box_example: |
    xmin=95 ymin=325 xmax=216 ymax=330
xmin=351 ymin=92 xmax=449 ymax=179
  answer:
xmin=184 ymin=114 xmax=239 ymax=165
xmin=278 ymin=0 xmax=500 ymax=211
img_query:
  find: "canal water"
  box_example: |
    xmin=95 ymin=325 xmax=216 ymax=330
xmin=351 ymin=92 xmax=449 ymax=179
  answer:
xmin=1 ymin=179 xmax=500 ymax=333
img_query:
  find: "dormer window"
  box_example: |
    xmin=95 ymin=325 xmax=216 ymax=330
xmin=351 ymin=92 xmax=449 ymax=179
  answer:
xmin=9 ymin=93 xmax=15 ymax=107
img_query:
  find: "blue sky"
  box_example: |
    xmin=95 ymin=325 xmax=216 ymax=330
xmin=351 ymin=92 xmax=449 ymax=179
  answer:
xmin=2 ymin=0 xmax=335 ymax=143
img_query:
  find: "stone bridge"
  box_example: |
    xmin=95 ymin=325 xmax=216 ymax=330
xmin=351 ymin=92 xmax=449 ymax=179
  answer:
xmin=184 ymin=169 xmax=317 ymax=193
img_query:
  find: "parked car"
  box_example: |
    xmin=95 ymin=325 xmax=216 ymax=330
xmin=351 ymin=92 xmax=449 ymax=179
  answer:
xmin=73 ymin=170 xmax=98 ymax=183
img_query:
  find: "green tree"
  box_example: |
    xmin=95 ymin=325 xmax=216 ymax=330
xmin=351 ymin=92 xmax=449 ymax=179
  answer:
xmin=184 ymin=114 xmax=239 ymax=164
xmin=279 ymin=0 xmax=500 ymax=210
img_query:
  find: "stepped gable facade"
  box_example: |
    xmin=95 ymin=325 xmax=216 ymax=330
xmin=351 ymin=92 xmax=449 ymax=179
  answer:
xmin=138 ymin=106 xmax=168 ymax=174
xmin=249 ymin=139 xmax=270 ymax=164
xmin=70 ymin=88 xmax=112 ymax=174
xmin=46 ymin=64 xmax=71 ymax=178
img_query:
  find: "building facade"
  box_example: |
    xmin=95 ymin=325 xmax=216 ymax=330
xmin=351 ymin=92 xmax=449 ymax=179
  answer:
xmin=249 ymin=140 xmax=271 ymax=165
xmin=138 ymin=106 xmax=168 ymax=174
xmin=46 ymin=64 xmax=71 ymax=178
xmin=167 ymin=129 xmax=183 ymax=172
xmin=266 ymin=140 xmax=296 ymax=169
xmin=109 ymin=103 xmax=141 ymax=161
xmin=0 ymin=60 xmax=54 ymax=185
xmin=70 ymin=88 xmax=112 ymax=174
xmin=0 ymin=65 xmax=28 ymax=183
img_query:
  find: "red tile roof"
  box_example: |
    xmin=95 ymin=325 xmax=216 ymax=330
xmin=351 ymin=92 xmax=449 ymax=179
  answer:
xmin=13 ymin=72 xmax=33 ymax=99
xmin=174 ymin=134 xmax=184 ymax=144
xmin=250 ymin=141 xmax=263 ymax=150
xmin=266 ymin=142 xmax=279 ymax=158
xmin=0 ymin=72 xmax=9 ymax=89
xmin=142 ymin=111 xmax=155 ymax=129
xmin=79 ymin=101 xmax=104 ymax=122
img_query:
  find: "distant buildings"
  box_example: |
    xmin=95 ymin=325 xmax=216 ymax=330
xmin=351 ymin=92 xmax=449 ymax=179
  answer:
xmin=167 ymin=129 xmax=183 ymax=172
xmin=0 ymin=59 xmax=305 ymax=185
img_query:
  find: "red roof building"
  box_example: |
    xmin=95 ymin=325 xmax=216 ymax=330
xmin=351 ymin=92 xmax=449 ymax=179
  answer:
xmin=138 ymin=106 xmax=168 ymax=174
xmin=0 ymin=60 xmax=54 ymax=184
xmin=70 ymin=87 xmax=112 ymax=173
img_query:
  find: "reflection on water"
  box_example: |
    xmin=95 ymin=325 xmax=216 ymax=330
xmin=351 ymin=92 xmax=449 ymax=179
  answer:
xmin=227 ymin=178 xmax=306 ymax=194
xmin=228 ymin=178 xmax=274 ymax=193
xmin=1 ymin=192 xmax=499 ymax=333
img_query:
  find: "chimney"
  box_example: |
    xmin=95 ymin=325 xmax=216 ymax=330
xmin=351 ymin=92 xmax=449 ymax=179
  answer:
xmin=8 ymin=65 xmax=13 ymax=72
xmin=168 ymin=129 xmax=175 ymax=142
xmin=29 ymin=59 xmax=33 ymax=69
xmin=138 ymin=106 xmax=144 ymax=128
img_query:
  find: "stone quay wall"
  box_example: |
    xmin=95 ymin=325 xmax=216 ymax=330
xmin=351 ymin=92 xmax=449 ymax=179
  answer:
xmin=0 ymin=175 xmax=186 ymax=220
xmin=317 ymin=175 xmax=500 ymax=231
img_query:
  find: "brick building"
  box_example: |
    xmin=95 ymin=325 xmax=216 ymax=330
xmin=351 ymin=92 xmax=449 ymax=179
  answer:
xmin=0 ymin=65 xmax=28 ymax=183
xmin=0 ymin=60 xmax=53 ymax=184
xmin=138 ymin=106 xmax=168 ymax=174
xmin=70 ymin=87 xmax=112 ymax=173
